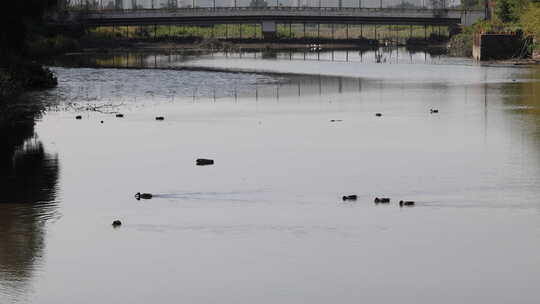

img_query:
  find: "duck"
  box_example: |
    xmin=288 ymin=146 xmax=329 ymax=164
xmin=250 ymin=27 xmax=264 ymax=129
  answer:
xmin=135 ymin=192 xmax=153 ymax=200
xmin=196 ymin=158 xmax=215 ymax=166
xmin=399 ymin=200 xmax=415 ymax=207
xmin=75 ymin=115 xmax=82 ymax=120
xmin=430 ymin=109 xmax=439 ymax=114
xmin=342 ymin=195 xmax=358 ymax=201
xmin=374 ymin=197 xmax=391 ymax=203
xmin=112 ymin=220 xmax=122 ymax=227
xmin=155 ymin=116 xmax=165 ymax=121
xmin=116 ymin=114 xmax=124 ymax=118
xmin=375 ymin=113 xmax=383 ymax=117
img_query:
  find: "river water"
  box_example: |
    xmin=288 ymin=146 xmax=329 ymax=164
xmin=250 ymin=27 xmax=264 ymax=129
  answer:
xmin=1 ymin=47 xmax=540 ymax=304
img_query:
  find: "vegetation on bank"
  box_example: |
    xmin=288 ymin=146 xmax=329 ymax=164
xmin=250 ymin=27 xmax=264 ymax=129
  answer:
xmin=449 ymin=0 xmax=540 ymax=58
xmin=86 ymin=24 xmax=449 ymax=44
xmin=0 ymin=1 xmax=69 ymax=101
xmin=520 ymin=3 xmax=540 ymax=53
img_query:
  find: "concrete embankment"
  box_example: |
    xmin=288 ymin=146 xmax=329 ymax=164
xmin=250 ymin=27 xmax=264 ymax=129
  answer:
xmin=472 ymin=32 xmax=532 ymax=61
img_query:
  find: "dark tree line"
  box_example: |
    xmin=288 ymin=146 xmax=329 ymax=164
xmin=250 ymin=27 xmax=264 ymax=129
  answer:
xmin=0 ymin=0 xmax=58 ymax=61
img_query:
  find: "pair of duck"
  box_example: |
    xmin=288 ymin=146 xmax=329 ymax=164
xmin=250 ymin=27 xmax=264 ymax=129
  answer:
xmin=376 ymin=110 xmax=438 ymax=117
xmin=343 ymin=196 xmax=391 ymax=203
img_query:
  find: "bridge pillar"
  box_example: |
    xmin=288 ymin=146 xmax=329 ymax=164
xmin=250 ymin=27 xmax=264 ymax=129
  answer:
xmin=262 ymin=21 xmax=277 ymax=40
xmin=448 ymin=25 xmax=462 ymax=37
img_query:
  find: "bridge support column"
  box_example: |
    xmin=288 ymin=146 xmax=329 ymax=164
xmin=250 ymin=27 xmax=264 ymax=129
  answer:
xmin=448 ymin=25 xmax=461 ymax=37
xmin=262 ymin=21 xmax=277 ymax=40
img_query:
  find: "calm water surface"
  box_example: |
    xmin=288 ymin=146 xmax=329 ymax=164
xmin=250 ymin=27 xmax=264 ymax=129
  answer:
xmin=1 ymin=48 xmax=540 ymax=304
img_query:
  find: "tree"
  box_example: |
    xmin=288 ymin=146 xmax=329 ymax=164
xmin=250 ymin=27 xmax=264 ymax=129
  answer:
xmin=0 ymin=0 xmax=58 ymax=59
xmin=495 ymin=0 xmax=529 ymax=23
xmin=249 ymin=0 xmax=268 ymax=7
xmin=429 ymin=0 xmax=445 ymax=9
xmin=165 ymin=0 xmax=178 ymax=8
xmin=520 ymin=3 xmax=540 ymax=48
xmin=496 ymin=0 xmax=513 ymax=22
xmin=461 ymin=0 xmax=483 ymax=9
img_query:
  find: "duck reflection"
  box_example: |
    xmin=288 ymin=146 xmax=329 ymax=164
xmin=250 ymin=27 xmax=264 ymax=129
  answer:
xmin=0 ymin=99 xmax=59 ymax=302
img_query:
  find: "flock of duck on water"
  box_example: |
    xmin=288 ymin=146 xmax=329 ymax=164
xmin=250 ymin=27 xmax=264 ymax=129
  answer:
xmin=113 ymin=194 xmax=415 ymax=227
xmin=343 ymin=195 xmax=415 ymax=207
xmin=75 ymin=110 xmax=438 ymax=227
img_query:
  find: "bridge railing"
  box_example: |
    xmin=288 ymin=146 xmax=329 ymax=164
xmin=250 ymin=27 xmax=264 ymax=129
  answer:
xmin=80 ymin=7 xmax=461 ymax=14
xmin=65 ymin=0 xmax=460 ymax=11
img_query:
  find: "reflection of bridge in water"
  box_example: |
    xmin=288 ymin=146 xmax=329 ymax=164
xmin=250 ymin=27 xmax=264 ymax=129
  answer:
xmin=62 ymin=48 xmax=445 ymax=69
xmin=54 ymin=48 xmax=452 ymax=104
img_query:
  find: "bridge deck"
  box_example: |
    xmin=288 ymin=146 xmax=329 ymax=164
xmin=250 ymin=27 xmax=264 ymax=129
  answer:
xmin=79 ymin=7 xmax=485 ymax=27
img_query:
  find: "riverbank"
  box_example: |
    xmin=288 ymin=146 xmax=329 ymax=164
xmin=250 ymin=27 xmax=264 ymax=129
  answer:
xmin=0 ymin=63 xmax=58 ymax=103
xmin=448 ymin=1 xmax=539 ymax=61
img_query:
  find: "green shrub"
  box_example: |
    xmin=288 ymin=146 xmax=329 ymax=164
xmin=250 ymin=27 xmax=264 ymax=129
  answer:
xmin=520 ymin=3 xmax=540 ymax=50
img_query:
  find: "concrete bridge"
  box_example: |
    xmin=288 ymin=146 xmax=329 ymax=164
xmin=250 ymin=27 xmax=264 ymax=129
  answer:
xmin=71 ymin=6 xmax=486 ymax=39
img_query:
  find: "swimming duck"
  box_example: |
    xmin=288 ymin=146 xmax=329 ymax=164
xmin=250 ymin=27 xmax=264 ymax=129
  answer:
xmin=430 ymin=109 xmax=439 ymax=114
xmin=375 ymin=113 xmax=383 ymax=117
xmin=374 ymin=197 xmax=391 ymax=203
xmin=75 ymin=115 xmax=82 ymax=120
xmin=155 ymin=116 xmax=165 ymax=121
xmin=196 ymin=159 xmax=215 ymax=166
xmin=342 ymin=195 xmax=358 ymax=201
xmin=135 ymin=192 xmax=153 ymax=200
xmin=116 ymin=114 xmax=124 ymax=118
xmin=112 ymin=220 xmax=122 ymax=227
xmin=399 ymin=200 xmax=415 ymax=207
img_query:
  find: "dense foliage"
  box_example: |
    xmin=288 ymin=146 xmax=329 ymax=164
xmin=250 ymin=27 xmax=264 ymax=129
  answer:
xmin=495 ymin=0 xmax=530 ymax=23
xmin=453 ymin=0 xmax=540 ymax=55
xmin=520 ymin=3 xmax=540 ymax=50
xmin=249 ymin=0 xmax=269 ymax=7
xmin=0 ymin=1 xmax=59 ymax=99
xmin=0 ymin=0 xmax=57 ymax=60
